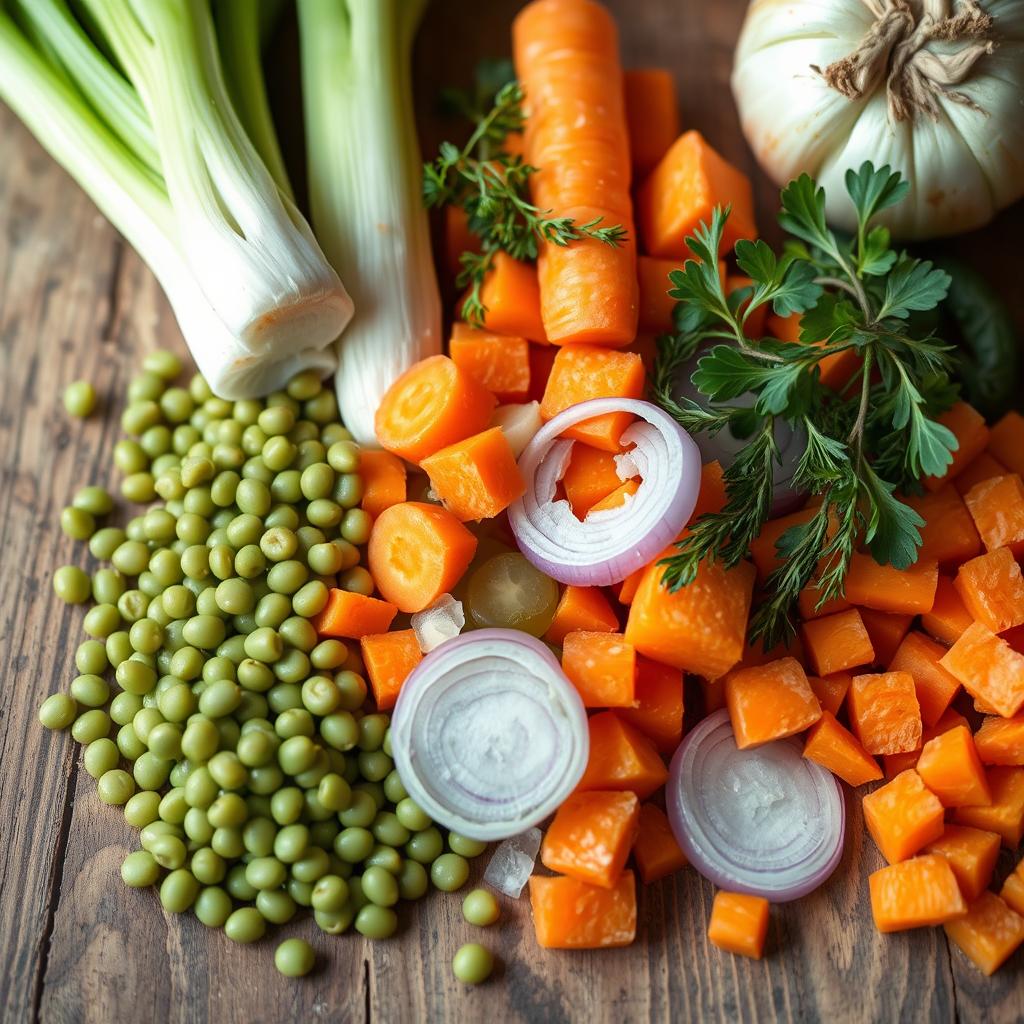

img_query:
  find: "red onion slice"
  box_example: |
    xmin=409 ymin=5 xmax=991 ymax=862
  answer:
xmin=508 ymin=398 xmax=702 ymax=586
xmin=390 ymin=629 xmax=589 ymax=841
xmin=667 ymin=710 xmax=845 ymax=902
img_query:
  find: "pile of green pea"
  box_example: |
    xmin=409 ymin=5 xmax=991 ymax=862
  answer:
xmin=41 ymin=352 xmax=498 ymax=981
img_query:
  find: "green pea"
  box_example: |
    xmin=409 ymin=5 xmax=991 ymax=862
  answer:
xmin=358 ymin=714 xmax=388 ymax=752
xmin=360 ymin=865 xmax=398 ymax=908
xmin=266 ymin=560 xmax=307 ymax=595
xmin=292 ymin=580 xmax=329 ymax=619
xmin=395 ymin=799 xmax=431 ymax=833
xmin=291 ymin=846 xmax=330 ymax=884
xmin=279 ymin=616 xmax=318 ymax=652
xmin=334 ymin=474 xmax=365 ymax=510
xmin=180 ymin=614 xmax=225 ymax=650
xmin=338 ymin=788 xmax=377 ymax=828
xmin=449 ymin=833 xmax=488 ymax=858
xmin=341 ymin=509 xmax=373 ymax=546
xmin=121 ymin=472 xmax=156 ymax=503
xmin=242 ymin=626 xmax=281 ymax=664
xmin=257 ymin=405 xmax=296 ymax=438
xmin=82 ymin=738 xmax=118 ymax=779
xmin=134 ymin=752 xmax=172 ymax=791
xmin=60 ymin=506 xmax=95 ymax=540
xmin=273 ymin=822 xmax=310 ymax=863
xmin=325 ymin=440 xmax=359 ymax=474
xmin=452 ymin=943 xmax=494 ymax=985
xmin=157 ymin=869 xmax=199 ymax=914
xmin=405 ymin=827 xmax=444 ymax=865
xmin=208 ymin=750 xmax=247 ymax=790
xmin=133 ymin=707 xmax=164 ymax=744
xmin=257 ymin=889 xmax=297 ymax=926
xmin=358 ymin=751 xmax=394 ymax=784
xmin=397 ymin=860 xmax=429 ymax=901
xmin=68 ymin=673 xmax=108 ymax=709
xmin=274 ymin=938 xmax=315 ymax=978
xmin=270 ymin=787 xmax=304 ymax=826
xmin=245 ymin=856 xmax=287 ymax=891
xmin=272 ymin=649 xmax=310 ymax=685
xmin=339 ymin=566 xmax=375 ymax=597
xmin=311 ymin=874 xmax=349 ymax=913
xmin=173 ymin=424 xmax=202 ymax=455
xmin=225 ymin=863 xmax=258 ymax=901
xmin=194 ymin=886 xmax=232 ymax=928
xmin=277 ymin=735 xmax=318 ymax=776
xmin=304 ymin=499 xmax=341 ymax=530
xmin=354 ymin=904 xmax=397 ymax=940
xmin=462 ymin=888 xmax=501 ymax=927
xmin=209 ymin=792 xmax=249 ymax=830
xmin=383 ymin=770 xmax=408 ymax=805
xmin=212 ymin=826 xmax=245 ymax=859
xmin=310 ymin=820 xmax=342 ymax=852
xmin=158 ymin=681 xmax=197 ymax=720
xmin=142 ymin=349 xmax=182 ymax=380
xmin=196 ymin=679 xmax=240 ymax=719
xmin=121 ymin=849 xmax=160 ymax=888
xmin=71 ymin=709 xmax=110 ymax=745
xmin=183 ymin=807 xmax=214 ymax=845
xmin=320 ymin=424 xmax=351 ymax=446
xmin=317 ymin=773 xmax=351 ymax=813
xmin=110 ymin=692 xmax=144 ymax=726
xmin=116 ymin=658 xmax=156 ymax=696
xmin=191 ymin=847 xmax=226 ymax=886
xmin=334 ymin=827 xmax=374 ymax=864
xmin=180 ymin=718 xmax=219 ymax=763
xmin=117 ymin=724 xmax=147 ymax=761
xmin=129 ymin=618 xmax=163 ymax=655
xmin=431 ymin=853 xmax=470 ymax=892
xmin=53 ymin=565 xmax=91 ymax=604
xmin=63 ymin=379 xmax=97 ymax=417
xmin=366 ymin=813 xmax=406 ymax=850
xmin=124 ymin=790 xmax=162 ymax=828
xmin=90 ymin=527 xmax=127 ymax=560
xmin=146 ymin=722 xmax=182 ymax=760
xmin=320 ymin=711 xmax=359 ymax=751
xmin=148 ymin=831 xmax=187 ymax=870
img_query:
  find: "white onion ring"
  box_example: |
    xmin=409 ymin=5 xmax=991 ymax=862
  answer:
xmin=667 ymin=710 xmax=845 ymax=902
xmin=390 ymin=629 xmax=589 ymax=841
xmin=508 ymin=398 xmax=702 ymax=586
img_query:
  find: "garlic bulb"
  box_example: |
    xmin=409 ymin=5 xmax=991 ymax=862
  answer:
xmin=732 ymin=0 xmax=1024 ymax=239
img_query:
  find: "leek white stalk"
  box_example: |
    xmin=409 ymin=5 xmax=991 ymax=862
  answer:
xmin=298 ymin=0 xmax=442 ymax=445
xmin=82 ymin=0 xmax=353 ymax=353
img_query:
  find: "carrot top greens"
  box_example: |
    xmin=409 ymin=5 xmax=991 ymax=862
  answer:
xmin=654 ymin=163 xmax=958 ymax=648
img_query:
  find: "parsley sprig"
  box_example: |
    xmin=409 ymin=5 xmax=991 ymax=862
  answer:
xmin=653 ymin=163 xmax=958 ymax=647
xmin=423 ymin=69 xmax=627 ymax=327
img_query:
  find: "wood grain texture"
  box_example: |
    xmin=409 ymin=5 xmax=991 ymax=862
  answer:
xmin=1 ymin=2 xmax=1022 ymax=1022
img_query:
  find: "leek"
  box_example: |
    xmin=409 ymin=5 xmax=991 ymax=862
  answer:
xmin=298 ymin=0 xmax=441 ymax=445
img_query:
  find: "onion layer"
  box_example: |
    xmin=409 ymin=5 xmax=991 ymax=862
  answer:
xmin=508 ymin=398 xmax=702 ymax=586
xmin=390 ymin=629 xmax=589 ymax=841
xmin=667 ymin=710 xmax=845 ymax=901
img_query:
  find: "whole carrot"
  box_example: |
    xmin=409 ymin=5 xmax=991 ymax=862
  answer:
xmin=513 ymin=0 xmax=638 ymax=347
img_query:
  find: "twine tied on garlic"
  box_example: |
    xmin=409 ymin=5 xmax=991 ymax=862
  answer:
xmin=812 ymin=0 xmax=998 ymax=121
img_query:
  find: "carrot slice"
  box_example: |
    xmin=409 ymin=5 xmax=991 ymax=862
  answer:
xmin=575 ymin=711 xmax=669 ymax=800
xmin=954 ymin=452 xmax=1010 ymax=496
xmin=974 ymin=715 xmax=1024 ymax=766
xmin=448 ymin=322 xmax=531 ymax=403
xmin=955 ymin=546 xmax=1024 ymax=634
xmin=803 ymin=710 xmax=883 ymax=787
xmin=944 ymin=892 xmax=1024 ymax=976
xmin=869 ymin=855 xmax=967 ymax=932
xmin=359 ymin=450 xmax=407 ymax=521
xmin=985 ymin=410 xmax=1024 ymax=478
xmin=939 ymin=622 xmax=1024 ymax=719
xmin=637 ymin=130 xmax=757 ymax=258
xmin=848 ymin=671 xmax=922 ymax=756
xmin=963 ymin=474 xmax=1024 ymax=558
xmin=858 ymin=609 xmax=914 ymax=667
xmin=562 ymin=631 xmax=637 ymax=708
xmin=314 ymin=590 xmax=397 ymax=640
xmin=541 ymin=790 xmax=640 ymax=888
xmin=908 ymin=484 xmax=981 ymax=566
xmin=632 ymin=803 xmax=687 ymax=883
xmin=1001 ymin=859 xmax=1024 ymax=916
xmin=529 ymin=871 xmax=637 ymax=949
xmin=374 ymin=355 xmax=496 ymax=465
xmin=888 ymin=631 xmax=961 ymax=728
xmin=540 ymin=346 xmax=646 ymax=453
xmin=545 ymin=585 xmax=619 ymax=647
xmin=360 ymin=630 xmax=422 ymax=711
xmin=801 ymin=609 xmax=875 ymax=677
xmin=922 ymin=825 xmax=1001 ymax=902
xmin=922 ymin=576 xmax=973 ymax=645
xmin=619 ymin=657 xmax=684 ymax=754
xmin=808 ymin=673 xmax=852 ymax=717
xmin=953 ymin=767 xmax=1024 ymax=847
xmin=562 ymin=444 xmax=627 ymax=517
xmin=862 ymin=769 xmax=946 ymax=863
xmin=464 ymin=251 xmax=547 ymax=343
xmin=843 ymin=553 xmax=939 ymax=615
xmin=707 ymin=891 xmax=770 ymax=959
xmin=724 ymin=657 xmax=822 ymax=749
xmin=367 ymin=502 xmax=477 ymax=614
xmin=589 ymin=479 xmax=640 ymax=514
xmin=924 ymin=401 xmax=990 ymax=492
xmin=916 ymin=725 xmax=992 ymax=808
xmin=623 ymin=68 xmax=680 ymax=176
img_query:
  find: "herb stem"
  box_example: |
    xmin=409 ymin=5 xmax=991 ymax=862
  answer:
xmin=847 ymin=347 xmax=874 ymax=452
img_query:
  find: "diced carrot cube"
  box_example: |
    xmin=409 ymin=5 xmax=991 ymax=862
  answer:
xmin=562 ymin=631 xmax=637 ymax=708
xmin=955 ymin=546 xmax=1024 ymax=634
xmin=869 ymin=855 xmax=967 ymax=931
xmin=623 ymin=68 xmax=681 ymax=177
xmin=922 ymin=576 xmax=973 ymax=645
xmin=862 ymin=769 xmax=946 ymax=863
xmin=691 ymin=460 xmax=728 ymax=522
xmin=803 ymin=710 xmax=883 ymax=787
xmin=632 ymin=803 xmax=687 ymax=883
xmin=540 ymin=346 xmax=646 ymax=452
xmin=529 ymin=871 xmax=637 ymax=949
xmin=707 ymin=891 xmax=770 ymax=959
xmin=619 ymin=657 xmax=684 ymax=754
xmin=907 ymin=484 xmax=981 ymax=566
xmin=964 ymin=474 xmax=1024 ymax=558
xmin=359 ymin=450 xmax=407 ymax=521
xmin=739 ymin=635 xmax=805 ymax=671
xmin=916 ymin=725 xmax=992 ymax=808
xmin=922 ymin=825 xmax=1002 ymax=902
xmin=802 ymin=609 xmax=875 ymax=676
xmin=987 ymin=411 xmax=1024 ymax=478
xmin=589 ymin=479 xmax=640 ymax=514
xmin=859 ymin=609 xmax=914 ymax=667
xmin=314 ymin=590 xmax=398 ymax=640
xmin=448 ymin=322 xmax=530 ymax=402
xmin=888 ymin=631 xmax=961 ymax=728
xmin=808 ymin=673 xmax=852 ymax=717
xmin=843 ymin=553 xmax=938 ymax=615
xmin=940 ymin=622 xmax=1024 ymax=719
xmin=625 ymin=553 xmax=756 ymax=679
xmin=748 ymin=508 xmax=814 ymax=580
xmin=576 ymin=712 xmax=669 ymax=800
xmin=954 ymin=452 xmax=1009 ymax=497
xmin=798 ymin=578 xmax=851 ymax=620
xmin=359 ymin=630 xmax=422 ymax=711
xmin=1001 ymin=859 xmax=1024 ymax=916
xmin=924 ymin=401 xmax=990 ymax=492
xmin=883 ymin=708 xmax=974 ymax=779
xmin=540 ymin=790 xmax=640 ymax=889
xmin=724 ymin=657 xmax=821 ymax=749
xmin=974 ymin=715 xmax=1024 ymax=766
xmin=545 ymin=586 xmax=620 ymax=647
xmin=954 ymin=767 xmax=1024 ymax=846
xmin=944 ymin=892 xmax=1024 ymax=976
xmin=848 ymin=671 xmax=922 ymax=755
xmin=637 ymin=255 xmax=682 ymax=333
xmin=637 ymin=130 xmax=757 ymax=259
xmin=767 ymin=311 xmax=863 ymax=391
xmin=467 ymin=252 xmax=547 ymax=343
xmin=562 ymin=444 xmax=629 ymax=517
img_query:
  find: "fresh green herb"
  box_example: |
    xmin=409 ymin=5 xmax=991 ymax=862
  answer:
xmin=423 ymin=73 xmax=627 ymax=327
xmin=653 ymin=163 xmax=958 ymax=647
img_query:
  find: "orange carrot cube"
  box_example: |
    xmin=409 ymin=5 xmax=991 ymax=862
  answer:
xmin=619 ymin=657 xmax=684 ymax=754
xmin=314 ymin=590 xmax=398 ymax=640
xmin=637 ymin=255 xmax=683 ymax=333
xmin=954 ymin=767 xmax=1024 ymax=847
xmin=808 ymin=673 xmax=852 ymax=717
xmin=470 ymin=252 xmax=547 ymax=343
xmin=921 ymin=576 xmax=973 ymax=646
xmin=924 ymin=401 xmax=990 ymax=492
xmin=944 ymin=892 xmax=1024 ymax=976
xmin=922 ymin=825 xmax=1001 ymax=902
xmin=360 ymin=630 xmax=422 ymax=711
xmin=940 ymin=622 xmax=1024 ymax=719
xmin=748 ymin=508 xmax=814 ymax=580
xmin=448 ymin=322 xmax=530 ymax=402
xmin=843 ymin=553 xmax=938 ymax=616
xmin=359 ymin=450 xmax=407 ymax=521
xmin=863 ymin=769 xmax=946 ymax=863
xmin=848 ymin=672 xmax=922 ymax=755
xmin=576 ymin=712 xmax=669 ymax=800
xmin=529 ymin=871 xmax=637 ymax=949
xmin=974 ymin=715 xmax=1024 ymax=766
xmin=707 ymin=891 xmax=770 ymax=959
xmin=858 ymin=609 xmax=914 ymax=667
xmin=955 ymin=546 xmax=1024 ymax=634
xmin=803 ymin=710 xmax=883 ymax=788
xmin=986 ymin=411 xmax=1024 ymax=479
xmin=882 ymin=709 xmax=972 ymax=781
xmin=562 ymin=444 xmax=629 ymax=517
xmin=908 ymin=484 xmax=981 ymax=566
xmin=1001 ymin=859 xmax=1024 ymax=916
xmin=690 ymin=460 xmax=728 ymax=522
xmin=545 ymin=586 xmax=620 ymax=647
xmin=802 ymin=609 xmax=875 ymax=676
xmin=588 ymin=479 xmax=640 ymax=514
xmin=632 ymin=803 xmax=687 ymax=883
xmin=964 ymin=474 xmax=1024 ymax=558
xmin=540 ymin=790 xmax=640 ymax=889
xmin=954 ymin=452 xmax=1010 ymax=496
xmin=798 ymin=577 xmax=852 ymax=620
xmin=562 ymin=631 xmax=637 ymax=708
xmin=623 ymin=69 xmax=681 ymax=177
xmin=724 ymin=657 xmax=822 ymax=749
xmin=869 ymin=855 xmax=967 ymax=931
xmin=916 ymin=725 xmax=992 ymax=808
xmin=540 ymin=346 xmax=646 ymax=452
xmin=888 ymin=631 xmax=961 ymax=728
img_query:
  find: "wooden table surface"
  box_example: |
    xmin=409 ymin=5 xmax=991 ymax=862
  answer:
xmin=2 ymin=3 xmax=1023 ymax=1023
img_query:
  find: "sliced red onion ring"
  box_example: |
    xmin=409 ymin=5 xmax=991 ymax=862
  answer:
xmin=390 ymin=629 xmax=589 ymax=841
xmin=667 ymin=710 xmax=845 ymax=902
xmin=508 ymin=398 xmax=701 ymax=586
